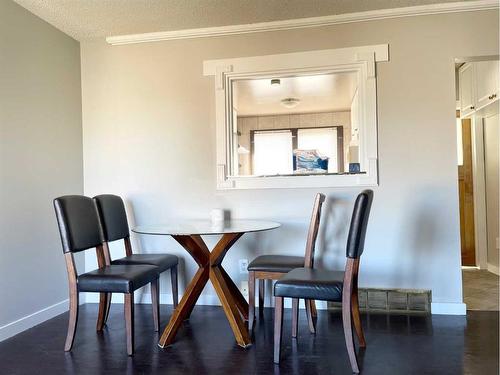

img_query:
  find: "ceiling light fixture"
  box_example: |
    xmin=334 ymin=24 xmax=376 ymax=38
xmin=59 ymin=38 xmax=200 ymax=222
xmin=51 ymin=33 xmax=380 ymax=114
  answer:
xmin=281 ymin=97 xmax=300 ymax=108
xmin=271 ymin=78 xmax=281 ymax=85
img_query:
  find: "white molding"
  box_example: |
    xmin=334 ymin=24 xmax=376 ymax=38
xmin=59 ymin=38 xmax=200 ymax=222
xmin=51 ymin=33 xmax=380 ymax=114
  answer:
xmin=0 ymin=300 xmax=69 ymax=342
xmin=219 ymin=172 xmax=379 ymax=190
xmin=84 ymin=292 xmax=328 ymax=309
xmin=203 ymin=45 xmax=389 ymax=76
xmin=86 ymin=294 xmax=467 ymax=314
xmin=487 ymin=263 xmax=500 ymax=275
xmin=431 ymin=302 xmax=467 ymax=315
xmin=471 ymin=116 xmax=488 ymax=269
xmin=204 ymin=45 xmax=386 ymax=190
xmin=84 ymin=292 xmax=221 ymax=306
xmin=106 ymin=0 xmax=499 ymax=45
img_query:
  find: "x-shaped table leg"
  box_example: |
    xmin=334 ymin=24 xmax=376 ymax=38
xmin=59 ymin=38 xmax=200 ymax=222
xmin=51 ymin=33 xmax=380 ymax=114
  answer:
xmin=158 ymin=233 xmax=251 ymax=348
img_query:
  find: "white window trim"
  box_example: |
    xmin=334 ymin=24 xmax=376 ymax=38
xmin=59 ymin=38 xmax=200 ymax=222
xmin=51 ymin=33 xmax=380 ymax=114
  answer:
xmin=203 ymin=44 xmax=389 ymax=190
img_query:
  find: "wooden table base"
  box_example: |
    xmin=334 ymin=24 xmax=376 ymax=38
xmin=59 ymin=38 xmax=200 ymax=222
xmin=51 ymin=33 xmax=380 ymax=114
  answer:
xmin=158 ymin=233 xmax=251 ymax=348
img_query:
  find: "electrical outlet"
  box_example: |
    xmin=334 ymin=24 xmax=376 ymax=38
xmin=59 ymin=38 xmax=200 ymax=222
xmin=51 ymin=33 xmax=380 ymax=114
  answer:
xmin=240 ymin=281 xmax=249 ymax=298
xmin=239 ymin=259 xmax=249 ymax=274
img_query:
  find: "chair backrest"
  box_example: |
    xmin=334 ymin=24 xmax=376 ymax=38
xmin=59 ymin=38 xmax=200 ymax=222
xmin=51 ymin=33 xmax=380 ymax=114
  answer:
xmin=345 ymin=190 xmax=373 ymax=259
xmin=93 ymin=194 xmax=130 ymax=242
xmin=54 ymin=195 xmax=103 ymax=253
xmin=304 ymin=193 xmax=326 ymax=268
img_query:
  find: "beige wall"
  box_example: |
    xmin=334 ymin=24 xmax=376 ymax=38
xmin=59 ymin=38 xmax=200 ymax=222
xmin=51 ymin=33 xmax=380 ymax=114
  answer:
xmin=81 ymin=10 xmax=498 ymax=312
xmin=0 ymin=0 xmax=83 ymax=338
xmin=238 ymin=111 xmax=351 ymax=175
xmin=484 ymin=114 xmax=499 ymax=269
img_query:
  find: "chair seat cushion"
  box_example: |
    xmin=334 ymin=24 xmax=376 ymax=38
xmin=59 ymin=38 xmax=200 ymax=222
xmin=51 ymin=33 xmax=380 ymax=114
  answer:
xmin=274 ymin=268 xmax=345 ymax=302
xmin=112 ymin=253 xmax=178 ymax=272
xmin=247 ymin=255 xmax=305 ymax=273
xmin=78 ymin=264 xmax=159 ymax=293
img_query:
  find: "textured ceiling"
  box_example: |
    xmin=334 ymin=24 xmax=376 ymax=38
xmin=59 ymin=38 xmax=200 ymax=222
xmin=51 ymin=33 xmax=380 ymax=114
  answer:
xmin=13 ymin=0 xmax=473 ymax=41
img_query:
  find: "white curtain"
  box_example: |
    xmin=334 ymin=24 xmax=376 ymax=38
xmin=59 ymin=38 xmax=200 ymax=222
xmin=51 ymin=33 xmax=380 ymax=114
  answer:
xmin=253 ymin=130 xmax=293 ymax=175
xmin=297 ymin=127 xmax=338 ymax=173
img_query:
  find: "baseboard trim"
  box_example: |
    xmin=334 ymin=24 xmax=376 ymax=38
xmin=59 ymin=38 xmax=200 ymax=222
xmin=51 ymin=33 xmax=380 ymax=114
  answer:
xmin=0 ymin=299 xmax=69 ymax=342
xmin=84 ymin=292 xmax=328 ymax=310
xmin=487 ymin=263 xmax=500 ymax=275
xmin=431 ymin=302 xmax=467 ymax=315
xmin=84 ymin=292 xmax=221 ymax=306
xmin=86 ymin=293 xmax=466 ymax=315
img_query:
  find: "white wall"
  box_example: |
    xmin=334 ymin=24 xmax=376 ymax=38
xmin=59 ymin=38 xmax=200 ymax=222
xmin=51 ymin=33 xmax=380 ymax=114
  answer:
xmin=81 ymin=10 xmax=499 ymax=313
xmin=0 ymin=0 xmax=83 ymax=340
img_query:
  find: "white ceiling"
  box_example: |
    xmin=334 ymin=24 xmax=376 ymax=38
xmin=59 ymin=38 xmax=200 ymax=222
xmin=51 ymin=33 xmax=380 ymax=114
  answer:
xmin=13 ymin=0 xmax=468 ymax=41
xmin=234 ymin=72 xmax=357 ymax=116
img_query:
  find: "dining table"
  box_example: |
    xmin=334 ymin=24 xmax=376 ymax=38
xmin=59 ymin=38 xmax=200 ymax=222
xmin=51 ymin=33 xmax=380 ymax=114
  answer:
xmin=132 ymin=219 xmax=281 ymax=348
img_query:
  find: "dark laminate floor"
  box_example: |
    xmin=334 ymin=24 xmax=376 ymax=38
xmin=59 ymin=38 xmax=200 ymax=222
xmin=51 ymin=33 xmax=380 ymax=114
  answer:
xmin=0 ymin=304 xmax=497 ymax=375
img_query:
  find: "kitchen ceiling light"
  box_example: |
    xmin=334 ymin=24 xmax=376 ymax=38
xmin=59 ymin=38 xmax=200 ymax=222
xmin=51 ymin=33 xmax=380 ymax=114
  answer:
xmin=281 ymin=97 xmax=300 ymax=108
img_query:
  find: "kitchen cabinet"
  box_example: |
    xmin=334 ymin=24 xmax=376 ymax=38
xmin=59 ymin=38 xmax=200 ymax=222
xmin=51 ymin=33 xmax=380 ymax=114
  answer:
xmin=459 ymin=63 xmax=475 ymax=118
xmin=459 ymin=60 xmax=499 ymax=118
xmin=350 ymin=89 xmax=359 ymax=146
xmin=475 ymin=60 xmax=499 ymax=110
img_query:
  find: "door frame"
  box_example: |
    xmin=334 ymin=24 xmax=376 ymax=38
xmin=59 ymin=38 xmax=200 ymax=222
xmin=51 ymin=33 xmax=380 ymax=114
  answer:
xmin=471 ymin=115 xmax=488 ymax=269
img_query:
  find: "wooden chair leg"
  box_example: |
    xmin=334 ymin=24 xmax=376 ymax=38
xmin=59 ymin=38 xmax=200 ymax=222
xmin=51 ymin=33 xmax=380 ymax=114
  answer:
xmin=274 ymin=296 xmax=284 ymax=364
xmin=305 ymin=298 xmax=316 ymax=334
xmin=151 ymin=279 xmax=160 ymax=332
xmin=104 ymin=293 xmax=112 ymax=325
xmin=309 ymin=299 xmax=317 ymax=318
xmin=291 ymin=298 xmax=299 ymax=338
xmin=97 ymin=292 xmax=109 ymax=331
xmin=124 ymin=293 xmax=134 ymax=356
xmin=248 ymin=271 xmax=256 ymax=331
xmin=64 ymin=288 xmax=79 ymax=351
xmin=352 ymin=290 xmax=366 ymax=347
xmin=342 ymin=293 xmax=359 ymax=373
xmin=258 ymin=279 xmax=265 ymax=316
xmin=171 ymin=265 xmax=178 ymax=309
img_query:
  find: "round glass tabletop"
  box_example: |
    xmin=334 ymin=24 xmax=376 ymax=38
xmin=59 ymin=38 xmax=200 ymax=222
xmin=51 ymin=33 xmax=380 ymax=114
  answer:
xmin=132 ymin=219 xmax=281 ymax=236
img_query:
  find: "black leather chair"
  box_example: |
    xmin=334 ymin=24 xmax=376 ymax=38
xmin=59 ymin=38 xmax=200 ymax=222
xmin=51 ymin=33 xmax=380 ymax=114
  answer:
xmin=247 ymin=193 xmax=325 ymax=332
xmin=93 ymin=194 xmax=179 ymax=328
xmin=273 ymin=190 xmax=373 ymax=373
xmin=54 ymin=195 xmax=160 ymax=356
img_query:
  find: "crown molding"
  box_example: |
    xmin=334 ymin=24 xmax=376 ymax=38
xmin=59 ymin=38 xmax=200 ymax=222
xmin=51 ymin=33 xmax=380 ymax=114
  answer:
xmin=106 ymin=0 xmax=499 ymax=45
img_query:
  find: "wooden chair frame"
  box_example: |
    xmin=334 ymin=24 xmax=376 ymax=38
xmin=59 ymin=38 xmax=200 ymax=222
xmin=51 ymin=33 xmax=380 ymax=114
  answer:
xmin=64 ymin=243 xmax=160 ymax=356
xmin=274 ymin=257 xmax=365 ymax=373
xmin=96 ymin=236 xmax=178 ymax=328
xmin=248 ymin=193 xmax=325 ymax=332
